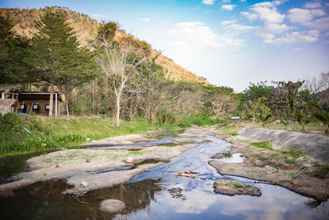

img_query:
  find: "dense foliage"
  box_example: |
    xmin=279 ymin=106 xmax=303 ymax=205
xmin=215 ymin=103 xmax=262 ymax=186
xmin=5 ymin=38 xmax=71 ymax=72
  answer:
xmin=239 ymin=75 xmax=329 ymax=133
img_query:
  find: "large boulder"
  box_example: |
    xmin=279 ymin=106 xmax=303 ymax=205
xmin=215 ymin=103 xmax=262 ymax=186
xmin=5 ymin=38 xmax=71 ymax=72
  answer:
xmin=239 ymin=128 xmax=329 ymax=163
xmin=213 ymin=179 xmax=261 ymax=196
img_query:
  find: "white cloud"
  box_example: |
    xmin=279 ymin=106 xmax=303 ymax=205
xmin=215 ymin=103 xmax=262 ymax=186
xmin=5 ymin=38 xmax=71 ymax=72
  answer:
xmin=311 ymin=8 xmax=326 ymax=17
xmin=273 ymin=0 xmax=288 ymax=6
xmin=169 ymin=21 xmax=244 ymax=49
xmin=241 ymin=11 xmax=258 ymax=21
xmin=221 ymin=20 xmax=257 ymax=33
xmin=288 ymin=7 xmax=326 ymax=25
xmin=240 ymin=1 xmax=325 ymax=45
xmin=222 ymin=4 xmax=236 ymax=11
xmin=288 ymin=8 xmax=314 ymax=24
xmin=169 ymin=22 xmax=220 ymax=48
xmin=202 ymin=0 xmax=215 ymax=5
xmin=251 ymin=2 xmax=285 ymax=24
xmin=304 ymin=1 xmax=322 ymax=9
xmin=307 ymin=17 xmax=329 ymax=31
xmin=264 ymin=22 xmax=290 ymax=33
xmin=260 ymin=29 xmax=320 ymax=44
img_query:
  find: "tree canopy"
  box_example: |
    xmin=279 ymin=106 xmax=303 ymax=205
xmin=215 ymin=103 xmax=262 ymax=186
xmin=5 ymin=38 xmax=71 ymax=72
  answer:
xmin=25 ymin=10 xmax=98 ymax=92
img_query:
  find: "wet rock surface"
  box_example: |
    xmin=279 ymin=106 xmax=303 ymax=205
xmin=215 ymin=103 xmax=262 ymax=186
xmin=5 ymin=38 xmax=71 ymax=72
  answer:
xmin=1 ymin=126 xmax=329 ymax=220
xmin=0 ymin=127 xmax=211 ymax=195
xmin=213 ymin=179 xmax=261 ymax=196
xmin=99 ymin=199 xmax=126 ymax=213
xmin=209 ymin=133 xmax=329 ymax=201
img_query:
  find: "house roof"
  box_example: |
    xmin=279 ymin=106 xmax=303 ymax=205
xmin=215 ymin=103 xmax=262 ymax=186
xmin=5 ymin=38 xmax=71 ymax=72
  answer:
xmin=18 ymin=92 xmax=65 ymax=102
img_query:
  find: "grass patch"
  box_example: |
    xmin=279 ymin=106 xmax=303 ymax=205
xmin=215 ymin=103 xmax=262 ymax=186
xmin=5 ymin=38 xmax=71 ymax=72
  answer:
xmin=250 ymin=141 xmax=273 ymax=150
xmin=231 ymin=181 xmax=244 ymax=189
xmin=176 ymin=114 xmax=221 ymax=128
xmin=127 ymin=151 xmax=145 ymax=157
xmin=216 ymin=123 xmax=239 ymax=136
xmin=0 ymin=114 xmax=158 ymax=157
xmin=0 ymin=113 xmax=220 ymax=156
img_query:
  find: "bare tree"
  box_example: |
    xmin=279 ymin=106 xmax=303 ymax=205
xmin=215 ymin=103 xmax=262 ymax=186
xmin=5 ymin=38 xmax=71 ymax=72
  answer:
xmin=305 ymin=72 xmax=329 ymax=94
xmin=96 ymin=45 xmax=146 ymax=127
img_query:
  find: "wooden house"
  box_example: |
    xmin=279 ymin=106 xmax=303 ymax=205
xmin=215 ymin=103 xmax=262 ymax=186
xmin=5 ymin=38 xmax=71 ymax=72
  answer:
xmin=0 ymin=91 xmax=64 ymax=117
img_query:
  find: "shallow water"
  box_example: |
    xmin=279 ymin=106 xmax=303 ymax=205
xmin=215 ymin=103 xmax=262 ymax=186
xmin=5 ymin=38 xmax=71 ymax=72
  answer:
xmin=0 ymin=131 xmax=328 ymax=220
xmin=0 ymin=151 xmax=48 ymax=184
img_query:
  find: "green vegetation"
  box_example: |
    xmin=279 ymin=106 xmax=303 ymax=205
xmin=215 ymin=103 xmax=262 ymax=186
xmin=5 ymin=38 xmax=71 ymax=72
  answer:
xmin=127 ymin=151 xmax=145 ymax=157
xmin=0 ymin=113 xmax=153 ymax=156
xmin=0 ymin=113 xmax=219 ymax=156
xmin=238 ymin=78 xmax=329 ymax=134
xmin=251 ymin=141 xmax=273 ymax=150
xmin=1 ymin=7 xmax=328 ymax=159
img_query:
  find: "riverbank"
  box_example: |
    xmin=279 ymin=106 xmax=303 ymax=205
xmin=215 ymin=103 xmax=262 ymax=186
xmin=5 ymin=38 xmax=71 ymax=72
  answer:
xmin=0 ymin=114 xmax=219 ymax=157
xmin=1 ymin=126 xmax=328 ymax=220
xmin=0 ymin=127 xmax=214 ymax=195
xmin=212 ymin=124 xmax=329 ymax=201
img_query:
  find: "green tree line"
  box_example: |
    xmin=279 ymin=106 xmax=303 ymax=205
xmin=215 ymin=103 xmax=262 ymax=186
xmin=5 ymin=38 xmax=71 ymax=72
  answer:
xmin=0 ymin=9 xmax=238 ymax=126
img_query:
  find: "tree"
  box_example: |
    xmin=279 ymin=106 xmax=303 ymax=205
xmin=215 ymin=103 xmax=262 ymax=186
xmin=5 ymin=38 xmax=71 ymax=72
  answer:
xmin=0 ymin=16 xmax=32 ymax=86
xmin=26 ymin=10 xmax=98 ymax=115
xmin=251 ymin=97 xmax=272 ymax=125
xmin=95 ymin=22 xmax=148 ymax=126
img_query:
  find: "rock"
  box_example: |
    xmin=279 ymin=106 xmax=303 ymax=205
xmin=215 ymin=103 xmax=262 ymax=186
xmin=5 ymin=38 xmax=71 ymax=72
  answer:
xmin=80 ymin=181 xmax=88 ymax=188
xmin=168 ymin=187 xmax=185 ymax=200
xmin=254 ymin=159 xmax=264 ymax=167
xmin=213 ymin=179 xmax=261 ymax=196
xmin=99 ymin=199 xmax=126 ymax=214
xmin=211 ymin=151 xmax=232 ymax=159
xmin=176 ymin=170 xmax=198 ymax=178
xmin=125 ymin=157 xmax=134 ymax=163
xmin=265 ymin=165 xmax=277 ymax=173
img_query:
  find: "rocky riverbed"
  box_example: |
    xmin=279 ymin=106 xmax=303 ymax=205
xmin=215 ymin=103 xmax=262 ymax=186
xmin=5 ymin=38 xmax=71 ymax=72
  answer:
xmin=0 ymin=128 xmax=207 ymax=196
xmin=210 ymin=128 xmax=329 ymax=201
xmin=0 ymin=126 xmax=328 ymax=220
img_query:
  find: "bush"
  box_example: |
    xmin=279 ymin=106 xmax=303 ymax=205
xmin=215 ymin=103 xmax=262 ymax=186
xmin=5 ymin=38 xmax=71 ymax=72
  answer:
xmin=176 ymin=114 xmax=220 ymax=128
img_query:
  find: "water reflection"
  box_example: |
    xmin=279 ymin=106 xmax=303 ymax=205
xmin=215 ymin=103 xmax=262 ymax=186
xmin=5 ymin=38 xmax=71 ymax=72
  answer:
xmin=0 ymin=132 xmax=328 ymax=220
xmin=0 ymin=179 xmax=161 ymax=220
xmin=115 ymin=182 xmax=328 ymax=220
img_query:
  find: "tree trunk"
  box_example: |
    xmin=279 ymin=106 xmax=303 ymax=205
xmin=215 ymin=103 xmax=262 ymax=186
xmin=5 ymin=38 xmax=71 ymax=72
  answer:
xmin=66 ymin=102 xmax=70 ymax=117
xmin=114 ymin=92 xmax=121 ymax=127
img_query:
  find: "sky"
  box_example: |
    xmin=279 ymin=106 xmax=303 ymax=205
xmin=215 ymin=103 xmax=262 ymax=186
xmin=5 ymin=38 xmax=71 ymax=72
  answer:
xmin=1 ymin=0 xmax=329 ymax=91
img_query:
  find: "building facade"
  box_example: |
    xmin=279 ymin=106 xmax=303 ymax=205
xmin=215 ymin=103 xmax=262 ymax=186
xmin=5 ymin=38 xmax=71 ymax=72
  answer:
xmin=0 ymin=91 xmax=64 ymax=117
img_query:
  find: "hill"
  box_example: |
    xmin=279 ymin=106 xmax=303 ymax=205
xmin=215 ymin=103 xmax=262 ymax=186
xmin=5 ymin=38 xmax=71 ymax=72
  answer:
xmin=0 ymin=6 xmax=208 ymax=84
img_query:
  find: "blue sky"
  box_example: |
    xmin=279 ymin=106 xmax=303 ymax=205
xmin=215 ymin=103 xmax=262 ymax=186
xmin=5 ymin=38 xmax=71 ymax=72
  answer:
xmin=1 ymin=0 xmax=329 ymax=91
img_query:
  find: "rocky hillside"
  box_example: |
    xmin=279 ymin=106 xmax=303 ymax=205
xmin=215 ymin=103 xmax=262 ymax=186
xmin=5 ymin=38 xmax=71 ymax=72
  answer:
xmin=0 ymin=7 xmax=208 ymax=84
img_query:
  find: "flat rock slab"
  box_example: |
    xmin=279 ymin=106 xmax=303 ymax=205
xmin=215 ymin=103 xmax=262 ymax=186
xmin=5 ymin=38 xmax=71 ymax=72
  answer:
xmin=0 ymin=127 xmax=215 ymax=195
xmin=213 ymin=179 xmax=261 ymax=196
xmin=239 ymin=128 xmax=329 ymax=163
xmin=100 ymin=199 xmax=125 ymax=213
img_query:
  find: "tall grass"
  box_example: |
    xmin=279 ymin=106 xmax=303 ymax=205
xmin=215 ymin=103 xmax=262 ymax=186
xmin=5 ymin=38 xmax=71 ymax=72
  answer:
xmin=0 ymin=113 xmax=220 ymax=156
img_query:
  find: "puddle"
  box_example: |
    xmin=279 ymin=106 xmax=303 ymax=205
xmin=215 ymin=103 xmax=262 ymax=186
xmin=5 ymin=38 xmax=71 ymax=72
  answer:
xmin=0 ymin=130 xmax=328 ymax=220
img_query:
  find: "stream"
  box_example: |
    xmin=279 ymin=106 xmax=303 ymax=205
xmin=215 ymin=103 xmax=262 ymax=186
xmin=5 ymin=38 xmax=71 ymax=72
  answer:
xmin=0 ymin=130 xmax=328 ymax=220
